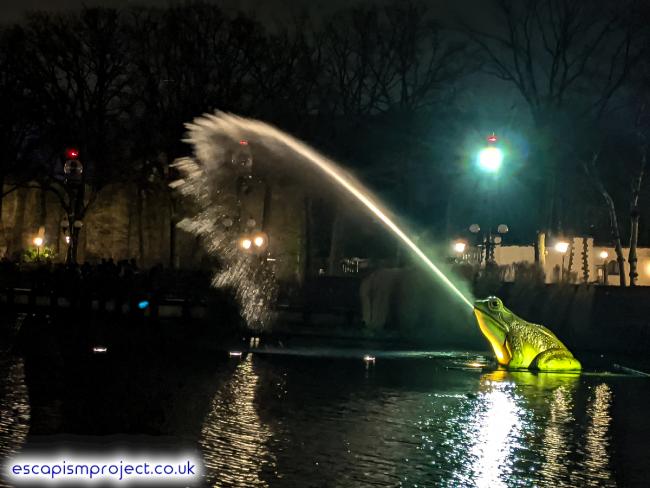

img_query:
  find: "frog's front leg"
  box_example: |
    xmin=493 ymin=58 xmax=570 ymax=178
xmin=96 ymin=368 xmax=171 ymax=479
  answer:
xmin=530 ymin=348 xmax=582 ymax=372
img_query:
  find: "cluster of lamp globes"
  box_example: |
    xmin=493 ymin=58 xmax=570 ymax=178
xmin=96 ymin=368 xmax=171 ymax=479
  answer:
xmin=238 ymin=232 xmax=269 ymax=253
xmin=453 ymin=223 xmax=509 ymax=254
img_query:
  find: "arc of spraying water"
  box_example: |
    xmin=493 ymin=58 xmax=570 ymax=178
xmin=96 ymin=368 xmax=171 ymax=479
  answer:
xmin=187 ymin=112 xmax=474 ymax=310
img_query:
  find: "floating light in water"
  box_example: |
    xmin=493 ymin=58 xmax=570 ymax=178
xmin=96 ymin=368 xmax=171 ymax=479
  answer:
xmin=92 ymin=346 xmax=107 ymax=353
xmin=138 ymin=300 xmax=150 ymax=310
xmin=467 ymin=362 xmax=484 ymax=368
xmin=229 ymin=351 xmax=243 ymax=357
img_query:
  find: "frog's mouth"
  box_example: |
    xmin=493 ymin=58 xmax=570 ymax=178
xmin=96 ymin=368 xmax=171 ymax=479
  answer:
xmin=474 ymin=308 xmax=512 ymax=365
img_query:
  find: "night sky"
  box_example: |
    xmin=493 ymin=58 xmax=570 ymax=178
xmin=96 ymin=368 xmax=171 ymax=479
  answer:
xmin=0 ymin=0 xmax=480 ymax=24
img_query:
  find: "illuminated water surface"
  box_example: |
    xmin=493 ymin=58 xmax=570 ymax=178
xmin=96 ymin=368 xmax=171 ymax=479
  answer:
xmin=1 ymin=350 xmax=648 ymax=487
xmin=197 ymin=353 xmax=648 ymax=487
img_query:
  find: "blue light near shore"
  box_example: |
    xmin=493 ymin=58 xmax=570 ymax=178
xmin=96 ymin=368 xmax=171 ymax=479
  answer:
xmin=138 ymin=300 xmax=150 ymax=310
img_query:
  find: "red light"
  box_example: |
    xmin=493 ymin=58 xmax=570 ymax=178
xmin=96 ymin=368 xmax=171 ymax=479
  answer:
xmin=487 ymin=133 xmax=497 ymax=143
xmin=65 ymin=148 xmax=79 ymax=159
xmin=239 ymin=140 xmax=248 ymax=146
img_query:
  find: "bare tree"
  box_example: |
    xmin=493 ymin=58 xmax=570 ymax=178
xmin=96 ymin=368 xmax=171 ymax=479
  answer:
xmin=24 ymin=8 xmax=132 ymax=262
xmin=583 ymin=152 xmax=627 ymax=285
xmin=627 ymin=105 xmax=649 ymax=285
xmin=320 ymin=1 xmax=470 ymax=116
xmin=0 ymin=27 xmax=38 ymax=247
xmin=464 ymin=0 xmax=646 ymax=239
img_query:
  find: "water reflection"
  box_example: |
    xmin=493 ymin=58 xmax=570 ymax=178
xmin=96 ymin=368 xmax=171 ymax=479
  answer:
xmin=200 ymin=355 xmax=275 ymax=487
xmin=538 ymin=376 xmax=576 ymax=486
xmin=583 ymin=384 xmax=614 ymax=486
xmin=451 ymin=371 xmax=525 ymax=487
xmin=469 ymin=369 xmax=614 ymax=488
xmin=0 ymin=355 xmax=30 ymax=485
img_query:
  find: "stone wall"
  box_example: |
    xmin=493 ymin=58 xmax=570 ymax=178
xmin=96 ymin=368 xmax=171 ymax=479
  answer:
xmin=0 ymin=181 xmax=306 ymax=280
xmin=0 ymin=183 xmax=191 ymax=268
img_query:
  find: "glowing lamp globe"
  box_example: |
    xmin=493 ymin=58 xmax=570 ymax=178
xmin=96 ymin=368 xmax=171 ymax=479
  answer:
xmin=240 ymin=238 xmax=252 ymax=250
xmin=453 ymin=241 xmax=466 ymax=253
xmin=478 ymin=147 xmax=503 ymax=172
xmin=554 ymin=241 xmax=569 ymax=254
xmin=599 ymin=251 xmax=609 ymax=260
xmin=64 ymin=159 xmax=83 ymax=176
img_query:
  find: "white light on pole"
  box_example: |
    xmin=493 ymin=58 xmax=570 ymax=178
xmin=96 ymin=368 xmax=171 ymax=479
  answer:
xmin=478 ymin=147 xmax=503 ymax=172
xmin=554 ymin=240 xmax=570 ymax=282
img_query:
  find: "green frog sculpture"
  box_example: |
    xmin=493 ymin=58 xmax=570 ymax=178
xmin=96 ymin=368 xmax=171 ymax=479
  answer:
xmin=474 ymin=296 xmax=582 ymax=372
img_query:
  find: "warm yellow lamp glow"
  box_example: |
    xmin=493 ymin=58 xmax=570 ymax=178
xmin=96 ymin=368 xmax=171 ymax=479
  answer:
xmin=599 ymin=251 xmax=609 ymax=259
xmin=33 ymin=236 xmax=44 ymax=247
xmin=240 ymin=238 xmax=252 ymax=250
xmin=453 ymin=241 xmax=467 ymax=253
xmin=554 ymin=241 xmax=569 ymax=253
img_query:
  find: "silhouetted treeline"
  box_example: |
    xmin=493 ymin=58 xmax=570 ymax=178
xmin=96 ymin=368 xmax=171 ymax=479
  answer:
xmin=1 ymin=0 xmax=649 ymax=251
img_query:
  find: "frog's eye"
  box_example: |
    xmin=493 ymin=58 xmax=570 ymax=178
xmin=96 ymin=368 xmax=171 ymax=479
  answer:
xmin=489 ymin=298 xmax=500 ymax=310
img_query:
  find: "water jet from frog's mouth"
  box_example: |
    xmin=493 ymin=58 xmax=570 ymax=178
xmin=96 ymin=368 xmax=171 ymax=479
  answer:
xmin=172 ymin=112 xmax=473 ymax=326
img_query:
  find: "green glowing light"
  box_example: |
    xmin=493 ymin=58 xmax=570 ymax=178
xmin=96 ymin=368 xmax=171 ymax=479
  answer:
xmin=478 ymin=147 xmax=503 ymax=172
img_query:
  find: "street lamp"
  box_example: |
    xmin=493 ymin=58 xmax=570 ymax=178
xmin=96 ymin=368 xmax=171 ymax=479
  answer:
xmin=453 ymin=240 xmax=467 ymax=254
xmin=599 ymin=250 xmax=609 ymax=285
xmin=63 ymin=148 xmax=84 ymax=264
xmin=478 ymin=147 xmax=503 ymax=172
xmin=477 ymin=133 xmax=503 ymax=173
xmin=238 ymin=232 xmax=269 ymax=253
xmin=470 ymin=223 xmax=508 ymax=265
xmin=33 ymin=236 xmax=44 ymax=259
xmin=554 ymin=240 xmax=570 ymax=281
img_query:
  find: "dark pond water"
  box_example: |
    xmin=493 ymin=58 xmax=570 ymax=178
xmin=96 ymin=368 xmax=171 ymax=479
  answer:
xmin=1 ymin=339 xmax=650 ymax=487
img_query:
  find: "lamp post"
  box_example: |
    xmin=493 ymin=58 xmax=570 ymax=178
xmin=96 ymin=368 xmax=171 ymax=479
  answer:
xmin=599 ymin=250 xmax=609 ymax=285
xmin=477 ymin=133 xmax=503 ymax=173
xmin=554 ymin=240 xmax=570 ymax=281
xmin=63 ymin=148 xmax=83 ymax=264
xmin=474 ymin=133 xmax=506 ymax=266
xmin=470 ymin=223 xmax=508 ymax=266
xmin=33 ymin=236 xmax=44 ymax=259
xmin=452 ymin=240 xmax=467 ymax=263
